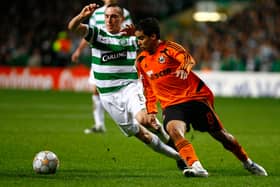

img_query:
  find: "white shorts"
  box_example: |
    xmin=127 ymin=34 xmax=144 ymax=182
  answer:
xmin=88 ymin=65 xmax=96 ymax=85
xmin=100 ymin=82 xmax=146 ymax=136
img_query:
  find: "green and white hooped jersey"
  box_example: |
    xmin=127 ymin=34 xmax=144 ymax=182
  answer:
xmin=89 ymin=6 xmax=133 ymax=29
xmin=85 ymin=26 xmax=138 ymax=94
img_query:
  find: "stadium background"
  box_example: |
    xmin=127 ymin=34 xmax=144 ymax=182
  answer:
xmin=0 ymin=0 xmax=279 ymax=97
xmin=0 ymin=1 xmax=280 ymax=186
xmin=1 ymin=0 xmax=279 ymax=71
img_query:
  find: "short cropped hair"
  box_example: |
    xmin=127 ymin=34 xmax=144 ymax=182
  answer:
xmin=106 ymin=3 xmax=124 ymax=16
xmin=135 ymin=17 xmax=160 ymax=39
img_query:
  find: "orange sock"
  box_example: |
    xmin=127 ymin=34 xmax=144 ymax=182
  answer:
xmin=175 ymin=138 xmax=198 ymax=166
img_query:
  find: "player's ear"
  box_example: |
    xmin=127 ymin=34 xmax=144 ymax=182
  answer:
xmin=122 ymin=15 xmax=125 ymax=22
xmin=151 ymin=33 xmax=157 ymax=40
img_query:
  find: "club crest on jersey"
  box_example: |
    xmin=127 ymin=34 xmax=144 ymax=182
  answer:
xmin=119 ymin=39 xmax=128 ymax=46
xmin=158 ymin=55 xmax=165 ymax=64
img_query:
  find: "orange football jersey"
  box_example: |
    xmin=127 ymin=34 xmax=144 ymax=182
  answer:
xmin=136 ymin=40 xmax=214 ymax=114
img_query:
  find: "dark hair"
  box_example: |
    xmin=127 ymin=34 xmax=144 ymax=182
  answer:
xmin=106 ymin=3 xmax=124 ymax=16
xmin=135 ymin=17 xmax=160 ymax=39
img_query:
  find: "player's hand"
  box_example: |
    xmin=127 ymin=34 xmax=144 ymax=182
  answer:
xmin=120 ymin=24 xmax=136 ymax=36
xmin=173 ymin=69 xmax=188 ymax=79
xmin=147 ymin=114 xmax=160 ymax=131
xmin=80 ymin=3 xmax=99 ymax=19
xmin=71 ymin=50 xmax=80 ymax=63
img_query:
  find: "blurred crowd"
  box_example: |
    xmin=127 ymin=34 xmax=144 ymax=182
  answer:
xmin=164 ymin=0 xmax=280 ymax=72
xmin=0 ymin=0 xmax=279 ymax=72
xmin=0 ymin=0 xmax=94 ymax=67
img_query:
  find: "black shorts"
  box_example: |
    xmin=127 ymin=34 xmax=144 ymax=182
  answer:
xmin=162 ymin=100 xmax=223 ymax=132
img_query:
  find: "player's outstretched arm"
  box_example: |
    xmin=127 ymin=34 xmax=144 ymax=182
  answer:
xmin=68 ymin=3 xmax=99 ymax=37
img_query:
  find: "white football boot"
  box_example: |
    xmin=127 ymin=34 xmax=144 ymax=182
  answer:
xmin=183 ymin=161 xmax=209 ymax=177
xmin=243 ymin=159 xmax=268 ymax=176
xmin=84 ymin=125 xmax=106 ymax=134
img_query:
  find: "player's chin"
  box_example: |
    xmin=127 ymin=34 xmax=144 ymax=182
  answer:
xmin=106 ymin=26 xmax=114 ymax=31
xmin=106 ymin=27 xmax=113 ymax=32
xmin=139 ymin=46 xmax=145 ymax=50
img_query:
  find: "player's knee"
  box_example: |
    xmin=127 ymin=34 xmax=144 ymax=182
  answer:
xmin=166 ymin=121 xmax=185 ymax=140
xmin=136 ymin=128 xmax=152 ymax=144
xmin=135 ymin=110 xmax=149 ymax=126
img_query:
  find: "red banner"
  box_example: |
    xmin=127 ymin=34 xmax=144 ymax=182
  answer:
xmin=0 ymin=65 xmax=91 ymax=91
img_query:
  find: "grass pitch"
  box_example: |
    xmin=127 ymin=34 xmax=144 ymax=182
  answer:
xmin=0 ymin=89 xmax=279 ymax=187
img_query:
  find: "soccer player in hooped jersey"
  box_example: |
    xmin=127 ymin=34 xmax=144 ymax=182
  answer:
xmin=135 ymin=17 xmax=268 ymax=177
xmin=71 ymin=0 xmax=133 ymax=134
xmin=68 ymin=3 xmax=187 ymax=170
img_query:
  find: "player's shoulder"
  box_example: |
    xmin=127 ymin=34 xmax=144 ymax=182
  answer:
xmin=136 ymin=52 xmax=147 ymax=64
xmin=123 ymin=8 xmax=131 ymax=15
xmin=165 ymin=41 xmax=185 ymax=53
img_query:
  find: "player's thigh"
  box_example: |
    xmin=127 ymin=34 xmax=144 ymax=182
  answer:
xmin=163 ymin=104 xmax=188 ymax=132
xmin=124 ymin=83 xmax=146 ymax=119
xmin=100 ymin=91 xmax=140 ymax=136
xmin=190 ymin=101 xmax=223 ymax=132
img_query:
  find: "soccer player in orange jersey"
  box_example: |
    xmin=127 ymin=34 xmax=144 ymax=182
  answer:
xmin=135 ymin=17 xmax=267 ymax=177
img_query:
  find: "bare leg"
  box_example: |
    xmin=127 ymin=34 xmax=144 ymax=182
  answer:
xmin=209 ymin=129 xmax=268 ymax=176
xmin=208 ymin=129 xmax=248 ymax=162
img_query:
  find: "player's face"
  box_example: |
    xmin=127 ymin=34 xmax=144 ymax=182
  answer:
xmin=135 ymin=30 xmax=156 ymax=53
xmin=105 ymin=7 xmax=124 ymax=34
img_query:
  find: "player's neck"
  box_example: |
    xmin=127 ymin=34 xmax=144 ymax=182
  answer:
xmin=148 ymin=40 xmax=161 ymax=55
